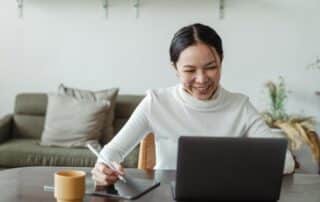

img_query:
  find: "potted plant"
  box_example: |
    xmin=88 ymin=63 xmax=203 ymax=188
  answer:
xmin=261 ymin=76 xmax=320 ymax=167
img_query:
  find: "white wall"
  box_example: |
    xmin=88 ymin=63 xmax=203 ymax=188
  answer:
xmin=1 ymin=0 xmax=319 ymax=122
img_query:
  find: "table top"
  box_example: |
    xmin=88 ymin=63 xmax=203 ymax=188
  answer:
xmin=0 ymin=167 xmax=320 ymax=202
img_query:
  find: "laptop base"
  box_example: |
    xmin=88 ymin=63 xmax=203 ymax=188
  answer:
xmin=171 ymin=181 xmax=277 ymax=202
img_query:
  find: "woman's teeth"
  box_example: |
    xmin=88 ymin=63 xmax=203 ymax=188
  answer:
xmin=196 ymin=86 xmax=210 ymax=92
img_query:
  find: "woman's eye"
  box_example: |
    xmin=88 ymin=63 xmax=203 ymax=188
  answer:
xmin=205 ymin=66 xmax=217 ymax=70
xmin=184 ymin=69 xmax=195 ymax=73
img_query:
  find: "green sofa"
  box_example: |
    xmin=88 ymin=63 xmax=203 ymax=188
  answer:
xmin=0 ymin=93 xmax=143 ymax=169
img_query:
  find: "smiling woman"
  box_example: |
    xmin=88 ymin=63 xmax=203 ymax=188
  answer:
xmin=169 ymin=24 xmax=223 ymax=100
xmin=91 ymin=23 xmax=295 ymax=186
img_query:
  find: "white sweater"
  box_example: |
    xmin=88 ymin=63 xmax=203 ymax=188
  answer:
xmin=100 ymin=85 xmax=295 ymax=173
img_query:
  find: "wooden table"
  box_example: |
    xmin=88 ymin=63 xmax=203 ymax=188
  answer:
xmin=0 ymin=167 xmax=319 ymax=202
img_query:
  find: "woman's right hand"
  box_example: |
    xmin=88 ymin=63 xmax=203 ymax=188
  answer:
xmin=91 ymin=162 xmax=124 ymax=186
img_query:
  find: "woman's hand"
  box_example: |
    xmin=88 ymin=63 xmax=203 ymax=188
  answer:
xmin=91 ymin=162 xmax=124 ymax=186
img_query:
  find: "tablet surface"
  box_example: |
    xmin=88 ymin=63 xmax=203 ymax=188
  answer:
xmin=91 ymin=177 xmax=160 ymax=200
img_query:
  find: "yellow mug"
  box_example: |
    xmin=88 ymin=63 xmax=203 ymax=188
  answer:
xmin=54 ymin=170 xmax=86 ymax=202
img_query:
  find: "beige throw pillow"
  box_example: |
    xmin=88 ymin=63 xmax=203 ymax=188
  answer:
xmin=58 ymin=84 xmax=119 ymax=144
xmin=41 ymin=94 xmax=110 ymax=148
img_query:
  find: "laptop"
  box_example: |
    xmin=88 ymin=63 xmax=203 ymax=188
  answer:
xmin=171 ymin=136 xmax=288 ymax=201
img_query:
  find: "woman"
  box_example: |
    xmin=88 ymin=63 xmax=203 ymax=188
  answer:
xmin=91 ymin=23 xmax=295 ymax=185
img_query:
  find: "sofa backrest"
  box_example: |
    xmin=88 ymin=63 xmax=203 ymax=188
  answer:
xmin=12 ymin=93 xmax=144 ymax=140
xmin=13 ymin=94 xmax=47 ymax=139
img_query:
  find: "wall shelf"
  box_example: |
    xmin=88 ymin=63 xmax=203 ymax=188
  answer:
xmin=15 ymin=0 xmax=141 ymax=19
xmin=16 ymin=0 xmax=225 ymax=20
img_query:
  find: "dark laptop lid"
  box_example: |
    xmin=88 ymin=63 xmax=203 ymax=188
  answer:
xmin=174 ymin=137 xmax=287 ymax=201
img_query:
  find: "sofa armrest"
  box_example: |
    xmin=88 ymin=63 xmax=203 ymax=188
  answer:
xmin=0 ymin=114 xmax=13 ymax=143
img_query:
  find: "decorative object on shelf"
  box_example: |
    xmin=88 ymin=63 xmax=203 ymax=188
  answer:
xmin=261 ymin=76 xmax=320 ymax=164
xmin=103 ymin=0 xmax=109 ymax=19
xmin=16 ymin=0 xmax=23 ymax=18
xmin=132 ymin=0 xmax=140 ymax=18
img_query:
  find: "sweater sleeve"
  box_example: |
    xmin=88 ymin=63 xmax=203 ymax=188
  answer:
xmin=98 ymin=93 xmax=152 ymax=164
xmin=244 ymin=99 xmax=295 ymax=174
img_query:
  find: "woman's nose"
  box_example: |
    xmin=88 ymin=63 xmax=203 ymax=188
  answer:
xmin=194 ymin=72 xmax=208 ymax=83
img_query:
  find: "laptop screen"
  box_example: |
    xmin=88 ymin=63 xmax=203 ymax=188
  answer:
xmin=174 ymin=136 xmax=287 ymax=201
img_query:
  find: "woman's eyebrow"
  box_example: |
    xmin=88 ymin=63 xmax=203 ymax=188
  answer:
xmin=183 ymin=64 xmax=196 ymax=68
xmin=183 ymin=60 xmax=217 ymax=68
xmin=202 ymin=60 xmax=216 ymax=67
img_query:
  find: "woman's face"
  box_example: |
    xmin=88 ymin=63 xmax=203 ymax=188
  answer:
xmin=175 ymin=43 xmax=222 ymax=100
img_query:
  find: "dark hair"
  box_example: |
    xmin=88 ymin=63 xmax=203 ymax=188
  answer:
xmin=169 ymin=23 xmax=223 ymax=65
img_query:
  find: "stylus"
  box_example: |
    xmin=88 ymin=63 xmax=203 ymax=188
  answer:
xmin=87 ymin=144 xmax=127 ymax=183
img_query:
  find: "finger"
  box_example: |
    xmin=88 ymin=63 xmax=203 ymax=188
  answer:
xmin=106 ymin=175 xmax=118 ymax=183
xmin=97 ymin=163 xmax=117 ymax=176
xmin=112 ymin=161 xmax=125 ymax=175
xmin=92 ymin=168 xmax=119 ymax=186
xmin=93 ymin=166 xmax=118 ymax=183
xmin=92 ymin=171 xmax=109 ymax=186
xmin=93 ymin=164 xmax=120 ymax=182
xmin=92 ymin=168 xmax=108 ymax=182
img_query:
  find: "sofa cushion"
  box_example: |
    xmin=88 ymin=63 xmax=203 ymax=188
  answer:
xmin=0 ymin=139 xmax=96 ymax=167
xmin=58 ymin=84 xmax=119 ymax=144
xmin=40 ymin=94 xmax=109 ymax=148
xmin=0 ymin=139 xmax=139 ymax=168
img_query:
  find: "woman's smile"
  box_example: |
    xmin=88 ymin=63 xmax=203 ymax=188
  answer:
xmin=194 ymin=85 xmax=210 ymax=92
xmin=193 ymin=84 xmax=215 ymax=96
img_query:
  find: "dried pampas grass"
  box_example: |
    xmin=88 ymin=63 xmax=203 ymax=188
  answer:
xmin=263 ymin=113 xmax=320 ymax=163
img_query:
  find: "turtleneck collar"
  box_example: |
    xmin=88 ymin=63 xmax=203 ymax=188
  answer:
xmin=176 ymin=84 xmax=224 ymax=111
